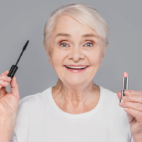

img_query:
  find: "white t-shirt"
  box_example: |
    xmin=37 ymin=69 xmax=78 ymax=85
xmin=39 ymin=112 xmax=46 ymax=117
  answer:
xmin=11 ymin=85 xmax=134 ymax=142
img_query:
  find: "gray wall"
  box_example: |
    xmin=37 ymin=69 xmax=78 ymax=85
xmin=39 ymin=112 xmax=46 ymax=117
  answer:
xmin=0 ymin=0 xmax=142 ymax=99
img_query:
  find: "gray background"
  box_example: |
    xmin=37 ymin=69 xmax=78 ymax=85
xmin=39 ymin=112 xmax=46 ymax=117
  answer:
xmin=0 ymin=0 xmax=142 ymax=100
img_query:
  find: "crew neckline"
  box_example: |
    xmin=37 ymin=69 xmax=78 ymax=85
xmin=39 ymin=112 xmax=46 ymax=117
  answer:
xmin=48 ymin=85 xmax=104 ymax=119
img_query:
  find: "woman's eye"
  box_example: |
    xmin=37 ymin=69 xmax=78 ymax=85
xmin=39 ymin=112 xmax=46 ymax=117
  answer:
xmin=85 ymin=42 xmax=93 ymax=47
xmin=59 ymin=42 xmax=93 ymax=47
xmin=60 ymin=43 xmax=69 ymax=47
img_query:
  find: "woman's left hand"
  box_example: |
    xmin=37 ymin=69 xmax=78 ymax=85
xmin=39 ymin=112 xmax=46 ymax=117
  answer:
xmin=117 ymin=90 xmax=142 ymax=136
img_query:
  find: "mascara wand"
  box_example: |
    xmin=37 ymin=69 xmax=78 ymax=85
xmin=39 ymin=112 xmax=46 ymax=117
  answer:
xmin=7 ymin=40 xmax=29 ymax=78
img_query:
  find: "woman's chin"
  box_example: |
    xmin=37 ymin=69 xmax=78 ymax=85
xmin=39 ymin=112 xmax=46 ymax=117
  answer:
xmin=65 ymin=80 xmax=88 ymax=86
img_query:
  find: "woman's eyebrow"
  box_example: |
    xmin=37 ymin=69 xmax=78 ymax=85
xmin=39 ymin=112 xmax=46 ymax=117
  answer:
xmin=54 ymin=33 xmax=98 ymax=39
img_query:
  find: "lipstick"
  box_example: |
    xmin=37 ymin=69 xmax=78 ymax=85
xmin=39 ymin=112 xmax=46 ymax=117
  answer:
xmin=120 ymin=72 xmax=128 ymax=102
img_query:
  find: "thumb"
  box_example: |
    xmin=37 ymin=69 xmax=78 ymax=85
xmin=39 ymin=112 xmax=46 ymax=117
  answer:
xmin=10 ymin=76 xmax=19 ymax=99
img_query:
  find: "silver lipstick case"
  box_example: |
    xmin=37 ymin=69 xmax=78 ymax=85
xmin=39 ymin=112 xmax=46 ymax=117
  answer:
xmin=120 ymin=77 xmax=128 ymax=102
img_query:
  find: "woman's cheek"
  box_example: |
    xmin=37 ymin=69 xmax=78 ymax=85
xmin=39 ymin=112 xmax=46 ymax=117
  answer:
xmin=86 ymin=50 xmax=101 ymax=65
xmin=51 ymin=50 xmax=65 ymax=68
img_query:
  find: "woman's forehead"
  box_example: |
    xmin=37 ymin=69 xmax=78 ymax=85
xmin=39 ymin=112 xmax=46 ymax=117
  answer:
xmin=48 ymin=15 xmax=102 ymax=46
xmin=53 ymin=15 xmax=98 ymax=36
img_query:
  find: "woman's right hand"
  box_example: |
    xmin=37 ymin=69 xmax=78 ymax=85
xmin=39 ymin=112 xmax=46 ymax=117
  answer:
xmin=0 ymin=70 xmax=20 ymax=117
xmin=0 ymin=70 xmax=20 ymax=142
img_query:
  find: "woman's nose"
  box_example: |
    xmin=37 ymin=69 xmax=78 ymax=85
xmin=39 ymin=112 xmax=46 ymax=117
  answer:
xmin=68 ymin=46 xmax=84 ymax=62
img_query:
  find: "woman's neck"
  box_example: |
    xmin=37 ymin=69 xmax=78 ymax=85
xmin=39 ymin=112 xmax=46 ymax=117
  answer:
xmin=52 ymin=78 xmax=100 ymax=114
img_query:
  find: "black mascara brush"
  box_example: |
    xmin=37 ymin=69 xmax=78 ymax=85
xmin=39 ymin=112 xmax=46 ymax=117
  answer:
xmin=7 ymin=40 xmax=29 ymax=78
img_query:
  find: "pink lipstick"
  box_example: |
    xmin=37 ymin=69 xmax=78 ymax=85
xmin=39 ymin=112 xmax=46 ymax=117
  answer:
xmin=120 ymin=72 xmax=128 ymax=102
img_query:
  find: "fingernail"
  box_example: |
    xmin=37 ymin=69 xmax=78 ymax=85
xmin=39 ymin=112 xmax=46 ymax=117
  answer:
xmin=124 ymin=108 xmax=128 ymax=111
xmin=124 ymin=90 xmax=129 ymax=94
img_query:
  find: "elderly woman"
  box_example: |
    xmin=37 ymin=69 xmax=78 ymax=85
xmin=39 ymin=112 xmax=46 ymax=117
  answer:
xmin=0 ymin=3 xmax=142 ymax=142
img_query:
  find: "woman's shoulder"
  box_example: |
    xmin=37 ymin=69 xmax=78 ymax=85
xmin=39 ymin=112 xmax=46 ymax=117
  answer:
xmin=100 ymin=85 xmax=118 ymax=99
xmin=100 ymin=86 xmax=128 ymax=119
xmin=100 ymin=85 xmax=120 ymax=107
xmin=18 ymin=86 xmax=52 ymax=107
xmin=13 ymin=87 xmax=53 ymax=142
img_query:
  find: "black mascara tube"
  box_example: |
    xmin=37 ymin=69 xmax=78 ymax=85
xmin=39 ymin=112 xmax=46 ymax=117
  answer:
xmin=7 ymin=40 xmax=29 ymax=78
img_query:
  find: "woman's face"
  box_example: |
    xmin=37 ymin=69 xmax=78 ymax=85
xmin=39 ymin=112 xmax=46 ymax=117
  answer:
xmin=44 ymin=15 xmax=106 ymax=87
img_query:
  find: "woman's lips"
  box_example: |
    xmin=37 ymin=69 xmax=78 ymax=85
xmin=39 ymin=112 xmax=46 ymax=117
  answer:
xmin=64 ymin=65 xmax=89 ymax=73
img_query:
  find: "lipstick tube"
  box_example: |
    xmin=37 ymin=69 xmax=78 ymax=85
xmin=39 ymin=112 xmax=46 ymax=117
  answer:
xmin=120 ymin=73 xmax=128 ymax=102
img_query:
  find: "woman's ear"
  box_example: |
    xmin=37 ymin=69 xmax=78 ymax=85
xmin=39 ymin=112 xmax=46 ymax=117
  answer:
xmin=43 ymin=42 xmax=52 ymax=64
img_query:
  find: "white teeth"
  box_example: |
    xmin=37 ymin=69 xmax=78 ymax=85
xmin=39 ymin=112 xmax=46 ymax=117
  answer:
xmin=65 ymin=65 xmax=87 ymax=69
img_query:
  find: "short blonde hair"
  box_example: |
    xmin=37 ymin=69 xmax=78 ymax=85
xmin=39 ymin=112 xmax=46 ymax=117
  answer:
xmin=43 ymin=3 xmax=109 ymax=53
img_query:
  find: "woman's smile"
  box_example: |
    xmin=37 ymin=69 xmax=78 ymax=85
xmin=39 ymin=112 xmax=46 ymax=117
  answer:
xmin=64 ymin=65 xmax=89 ymax=73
